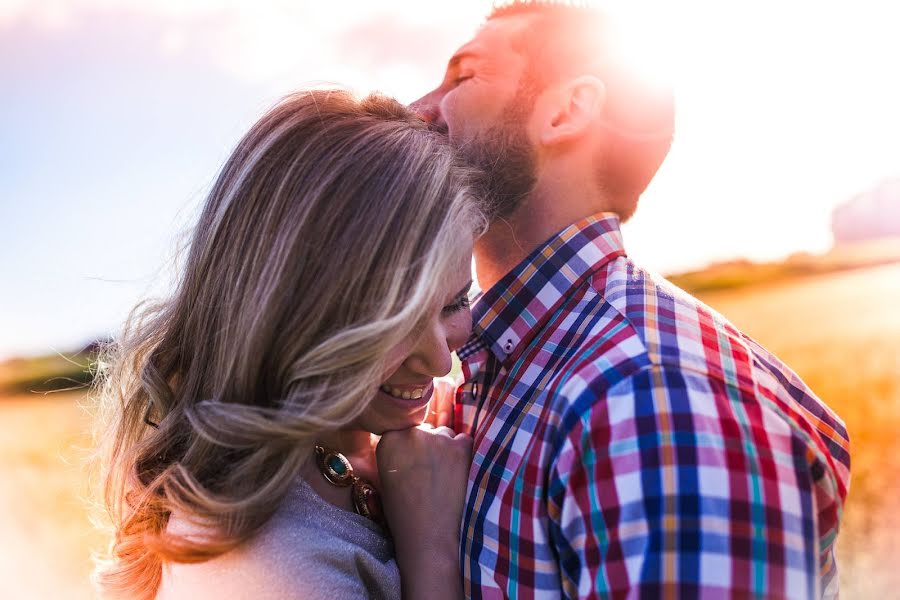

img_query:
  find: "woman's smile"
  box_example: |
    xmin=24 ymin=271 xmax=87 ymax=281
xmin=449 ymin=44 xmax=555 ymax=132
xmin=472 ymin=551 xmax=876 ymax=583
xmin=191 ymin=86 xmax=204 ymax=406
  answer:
xmin=378 ymin=382 xmax=434 ymax=406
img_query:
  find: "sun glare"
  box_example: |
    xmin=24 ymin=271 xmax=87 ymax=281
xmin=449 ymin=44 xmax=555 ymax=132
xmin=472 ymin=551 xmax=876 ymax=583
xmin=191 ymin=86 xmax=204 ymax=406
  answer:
xmin=601 ymin=2 xmax=680 ymax=90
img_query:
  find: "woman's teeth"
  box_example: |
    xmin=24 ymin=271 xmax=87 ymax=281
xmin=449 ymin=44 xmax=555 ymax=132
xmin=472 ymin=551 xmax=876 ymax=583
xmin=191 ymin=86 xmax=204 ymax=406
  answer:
xmin=380 ymin=384 xmax=426 ymax=400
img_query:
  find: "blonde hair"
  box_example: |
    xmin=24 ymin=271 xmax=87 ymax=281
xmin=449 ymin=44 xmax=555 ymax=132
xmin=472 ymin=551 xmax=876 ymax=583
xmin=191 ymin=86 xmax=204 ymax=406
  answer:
xmin=92 ymin=89 xmax=485 ymax=599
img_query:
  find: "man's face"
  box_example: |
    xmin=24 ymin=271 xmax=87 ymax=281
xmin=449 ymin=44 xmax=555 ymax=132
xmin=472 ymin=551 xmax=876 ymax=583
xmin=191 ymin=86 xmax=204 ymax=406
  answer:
xmin=411 ymin=15 xmax=540 ymax=218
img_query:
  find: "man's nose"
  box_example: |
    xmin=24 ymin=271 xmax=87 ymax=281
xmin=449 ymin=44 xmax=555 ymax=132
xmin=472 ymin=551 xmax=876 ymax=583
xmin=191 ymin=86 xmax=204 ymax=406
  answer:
xmin=409 ymin=88 xmax=444 ymax=126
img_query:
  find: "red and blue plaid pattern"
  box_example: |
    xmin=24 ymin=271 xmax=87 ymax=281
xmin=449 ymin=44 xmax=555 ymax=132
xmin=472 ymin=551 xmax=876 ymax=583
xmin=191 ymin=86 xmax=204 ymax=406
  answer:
xmin=454 ymin=214 xmax=850 ymax=599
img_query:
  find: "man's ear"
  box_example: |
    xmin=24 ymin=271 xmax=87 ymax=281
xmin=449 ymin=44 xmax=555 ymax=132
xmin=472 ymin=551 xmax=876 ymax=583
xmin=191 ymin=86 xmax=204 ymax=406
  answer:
xmin=539 ymin=75 xmax=606 ymax=146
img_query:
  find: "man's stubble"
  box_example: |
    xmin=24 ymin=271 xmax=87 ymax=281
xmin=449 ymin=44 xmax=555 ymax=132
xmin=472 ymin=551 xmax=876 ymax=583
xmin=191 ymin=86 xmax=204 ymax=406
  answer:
xmin=454 ymin=81 xmax=539 ymax=222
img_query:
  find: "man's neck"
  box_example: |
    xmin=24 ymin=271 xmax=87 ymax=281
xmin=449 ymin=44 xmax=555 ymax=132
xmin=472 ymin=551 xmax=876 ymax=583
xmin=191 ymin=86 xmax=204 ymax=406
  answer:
xmin=474 ymin=180 xmax=614 ymax=291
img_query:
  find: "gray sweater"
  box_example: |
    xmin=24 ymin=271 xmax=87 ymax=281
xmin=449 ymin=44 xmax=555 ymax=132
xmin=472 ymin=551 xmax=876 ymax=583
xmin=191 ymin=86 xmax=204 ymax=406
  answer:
xmin=157 ymin=478 xmax=400 ymax=600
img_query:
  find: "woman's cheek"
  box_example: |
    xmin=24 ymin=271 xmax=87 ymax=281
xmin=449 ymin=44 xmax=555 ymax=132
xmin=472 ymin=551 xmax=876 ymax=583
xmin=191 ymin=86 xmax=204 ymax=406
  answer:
xmin=381 ymin=339 xmax=413 ymax=381
xmin=446 ymin=309 xmax=474 ymax=351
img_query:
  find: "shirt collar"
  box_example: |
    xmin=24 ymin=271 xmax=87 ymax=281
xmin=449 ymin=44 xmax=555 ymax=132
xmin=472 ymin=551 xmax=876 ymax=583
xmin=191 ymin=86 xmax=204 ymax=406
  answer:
xmin=470 ymin=212 xmax=627 ymax=365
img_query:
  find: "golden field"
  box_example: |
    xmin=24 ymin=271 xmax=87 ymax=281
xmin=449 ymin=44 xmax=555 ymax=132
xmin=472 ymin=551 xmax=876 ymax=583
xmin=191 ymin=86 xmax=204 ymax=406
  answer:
xmin=0 ymin=391 xmax=101 ymax=600
xmin=0 ymin=262 xmax=897 ymax=598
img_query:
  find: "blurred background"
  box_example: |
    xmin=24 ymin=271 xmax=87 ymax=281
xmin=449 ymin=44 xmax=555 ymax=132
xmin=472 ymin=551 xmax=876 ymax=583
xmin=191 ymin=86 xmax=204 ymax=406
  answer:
xmin=2 ymin=0 xmax=898 ymax=597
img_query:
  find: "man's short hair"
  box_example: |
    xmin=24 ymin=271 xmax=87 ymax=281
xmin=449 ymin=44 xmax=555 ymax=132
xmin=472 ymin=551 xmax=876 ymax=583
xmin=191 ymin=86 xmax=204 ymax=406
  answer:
xmin=488 ymin=1 xmax=675 ymax=202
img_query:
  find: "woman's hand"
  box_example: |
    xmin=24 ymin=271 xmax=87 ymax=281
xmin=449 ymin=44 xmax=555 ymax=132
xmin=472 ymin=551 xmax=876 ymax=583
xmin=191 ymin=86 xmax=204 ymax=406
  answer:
xmin=376 ymin=425 xmax=472 ymax=600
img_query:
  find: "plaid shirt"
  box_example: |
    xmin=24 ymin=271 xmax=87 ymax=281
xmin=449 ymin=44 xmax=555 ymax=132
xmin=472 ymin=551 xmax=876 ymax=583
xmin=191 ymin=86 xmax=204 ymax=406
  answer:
xmin=454 ymin=213 xmax=851 ymax=599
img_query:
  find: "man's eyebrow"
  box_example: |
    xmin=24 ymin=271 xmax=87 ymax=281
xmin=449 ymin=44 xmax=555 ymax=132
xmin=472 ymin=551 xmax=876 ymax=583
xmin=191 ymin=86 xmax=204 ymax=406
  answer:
xmin=447 ymin=50 xmax=478 ymax=70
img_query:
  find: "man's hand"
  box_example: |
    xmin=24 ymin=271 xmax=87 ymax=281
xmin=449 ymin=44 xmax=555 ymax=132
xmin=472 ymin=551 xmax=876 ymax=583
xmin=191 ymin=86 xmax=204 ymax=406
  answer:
xmin=424 ymin=379 xmax=456 ymax=428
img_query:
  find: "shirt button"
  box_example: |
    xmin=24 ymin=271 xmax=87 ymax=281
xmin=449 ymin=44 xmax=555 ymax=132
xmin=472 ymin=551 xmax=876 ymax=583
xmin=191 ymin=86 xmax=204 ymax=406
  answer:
xmin=504 ymin=339 xmax=513 ymax=353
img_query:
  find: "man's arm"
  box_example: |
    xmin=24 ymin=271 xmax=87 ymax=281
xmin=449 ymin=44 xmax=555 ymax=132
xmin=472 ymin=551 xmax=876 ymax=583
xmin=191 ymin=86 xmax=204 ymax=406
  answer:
xmin=547 ymin=364 xmax=837 ymax=598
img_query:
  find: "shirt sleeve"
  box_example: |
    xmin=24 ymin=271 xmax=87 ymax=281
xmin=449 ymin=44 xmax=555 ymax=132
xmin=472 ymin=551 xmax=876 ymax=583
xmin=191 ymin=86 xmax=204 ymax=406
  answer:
xmin=547 ymin=364 xmax=830 ymax=599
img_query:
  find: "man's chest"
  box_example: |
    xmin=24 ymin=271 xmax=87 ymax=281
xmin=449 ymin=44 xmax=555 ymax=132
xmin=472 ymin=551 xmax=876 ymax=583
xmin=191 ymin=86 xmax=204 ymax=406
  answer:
xmin=459 ymin=362 xmax=569 ymax=597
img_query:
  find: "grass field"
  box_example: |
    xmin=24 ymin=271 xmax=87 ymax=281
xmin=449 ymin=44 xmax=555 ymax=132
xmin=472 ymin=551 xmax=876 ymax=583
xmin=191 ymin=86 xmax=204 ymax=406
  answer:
xmin=0 ymin=391 xmax=102 ymax=600
xmin=0 ymin=262 xmax=897 ymax=598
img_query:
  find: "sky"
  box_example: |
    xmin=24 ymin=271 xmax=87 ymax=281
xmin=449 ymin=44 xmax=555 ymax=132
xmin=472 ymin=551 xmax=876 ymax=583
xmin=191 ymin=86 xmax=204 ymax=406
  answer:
xmin=2 ymin=0 xmax=900 ymax=359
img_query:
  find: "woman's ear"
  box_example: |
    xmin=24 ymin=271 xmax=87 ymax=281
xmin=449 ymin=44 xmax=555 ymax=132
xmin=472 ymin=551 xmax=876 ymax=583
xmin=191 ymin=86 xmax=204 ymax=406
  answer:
xmin=539 ymin=75 xmax=606 ymax=146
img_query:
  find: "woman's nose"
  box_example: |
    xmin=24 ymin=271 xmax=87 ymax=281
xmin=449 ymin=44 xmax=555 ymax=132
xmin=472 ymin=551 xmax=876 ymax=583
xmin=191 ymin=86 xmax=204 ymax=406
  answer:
xmin=408 ymin=322 xmax=453 ymax=378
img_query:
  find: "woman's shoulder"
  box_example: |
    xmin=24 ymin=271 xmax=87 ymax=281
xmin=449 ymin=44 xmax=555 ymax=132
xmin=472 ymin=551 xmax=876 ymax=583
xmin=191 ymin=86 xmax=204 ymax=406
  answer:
xmin=157 ymin=478 xmax=398 ymax=600
xmin=251 ymin=477 xmax=397 ymax=573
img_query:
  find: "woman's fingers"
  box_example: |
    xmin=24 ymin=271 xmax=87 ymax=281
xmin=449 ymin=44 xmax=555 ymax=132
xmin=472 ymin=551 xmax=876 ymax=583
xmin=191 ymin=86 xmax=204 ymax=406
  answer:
xmin=376 ymin=423 xmax=471 ymax=600
xmin=430 ymin=424 xmax=455 ymax=438
xmin=455 ymin=432 xmax=473 ymax=445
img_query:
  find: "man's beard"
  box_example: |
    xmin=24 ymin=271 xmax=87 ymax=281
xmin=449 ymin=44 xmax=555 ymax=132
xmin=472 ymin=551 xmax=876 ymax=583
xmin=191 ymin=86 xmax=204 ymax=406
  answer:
xmin=455 ymin=96 xmax=537 ymax=221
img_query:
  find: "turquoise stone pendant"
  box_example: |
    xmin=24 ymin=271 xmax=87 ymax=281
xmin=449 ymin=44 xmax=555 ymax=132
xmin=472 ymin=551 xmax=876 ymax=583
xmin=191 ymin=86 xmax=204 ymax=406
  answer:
xmin=314 ymin=445 xmax=386 ymax=529
xmin=315 ymin=446 xmax=354 ymax=486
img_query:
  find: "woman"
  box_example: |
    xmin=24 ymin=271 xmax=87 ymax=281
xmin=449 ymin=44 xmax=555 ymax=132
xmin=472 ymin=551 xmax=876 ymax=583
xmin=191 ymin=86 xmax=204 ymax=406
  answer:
xmin=93 ymin=89 xmax=484 ymax=599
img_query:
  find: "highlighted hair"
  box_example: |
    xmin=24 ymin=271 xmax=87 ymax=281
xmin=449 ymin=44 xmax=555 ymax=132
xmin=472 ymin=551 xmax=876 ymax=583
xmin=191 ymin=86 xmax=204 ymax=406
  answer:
xmin=92 ymin=89 xmax=484 ymax=599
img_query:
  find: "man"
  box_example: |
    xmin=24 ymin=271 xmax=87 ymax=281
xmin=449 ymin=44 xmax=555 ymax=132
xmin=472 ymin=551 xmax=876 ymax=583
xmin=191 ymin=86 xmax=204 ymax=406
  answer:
xmin=412 ymin=2 xmax=850 ymax=598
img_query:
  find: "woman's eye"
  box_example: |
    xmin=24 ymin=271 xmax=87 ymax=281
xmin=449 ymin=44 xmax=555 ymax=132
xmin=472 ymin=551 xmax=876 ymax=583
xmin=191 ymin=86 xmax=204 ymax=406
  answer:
xmin=454 ymin=74 xmax=474 ymax=86
xmin=442 ymin=295 xmax=471 ymax=315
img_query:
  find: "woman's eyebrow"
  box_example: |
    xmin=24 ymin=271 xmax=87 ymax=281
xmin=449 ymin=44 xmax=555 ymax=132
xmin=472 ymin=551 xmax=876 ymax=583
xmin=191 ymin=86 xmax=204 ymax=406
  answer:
xmin=455 ymin=280 xmax=474 ymax=298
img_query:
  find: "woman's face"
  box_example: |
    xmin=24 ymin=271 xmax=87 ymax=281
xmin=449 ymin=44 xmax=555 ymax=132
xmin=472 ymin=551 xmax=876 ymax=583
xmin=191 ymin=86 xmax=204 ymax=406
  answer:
xmin=353 ymin=246 xmax=474 ymax=434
